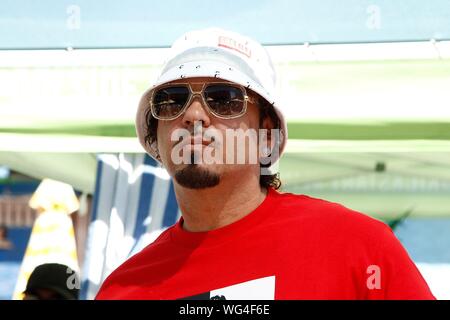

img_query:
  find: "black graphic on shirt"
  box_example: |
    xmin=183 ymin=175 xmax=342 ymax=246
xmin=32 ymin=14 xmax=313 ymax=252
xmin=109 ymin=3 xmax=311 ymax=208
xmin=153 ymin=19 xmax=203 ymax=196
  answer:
xmin=178 ymin=275 xmax=275 ymax=300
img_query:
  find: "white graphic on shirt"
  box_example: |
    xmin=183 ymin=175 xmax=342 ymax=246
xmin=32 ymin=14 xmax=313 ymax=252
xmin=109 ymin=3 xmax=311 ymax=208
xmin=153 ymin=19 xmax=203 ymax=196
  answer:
xmin=210 ymin=275 xmax=275 ymax=300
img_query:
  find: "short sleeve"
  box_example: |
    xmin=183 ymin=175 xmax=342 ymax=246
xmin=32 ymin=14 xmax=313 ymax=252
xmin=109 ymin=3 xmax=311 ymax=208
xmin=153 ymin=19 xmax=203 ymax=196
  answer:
xmin=366 ymin=224 xmax=435 ymax=300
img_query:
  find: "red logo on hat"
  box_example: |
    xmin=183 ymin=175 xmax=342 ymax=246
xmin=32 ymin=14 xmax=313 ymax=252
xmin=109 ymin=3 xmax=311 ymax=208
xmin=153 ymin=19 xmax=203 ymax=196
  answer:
xmin=218 ymin=36 xmax=252 ymax=58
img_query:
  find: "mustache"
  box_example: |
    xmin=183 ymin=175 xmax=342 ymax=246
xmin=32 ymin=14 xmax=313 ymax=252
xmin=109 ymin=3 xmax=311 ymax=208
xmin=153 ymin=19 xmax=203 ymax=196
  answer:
xmin=171 ymin=128 xmax=221 ymax=148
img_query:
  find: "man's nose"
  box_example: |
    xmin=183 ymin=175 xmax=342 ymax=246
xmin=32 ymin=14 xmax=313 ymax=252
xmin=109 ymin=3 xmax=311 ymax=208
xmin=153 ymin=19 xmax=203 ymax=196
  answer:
xmin=181 ymin=96 xmax=211 ymax=128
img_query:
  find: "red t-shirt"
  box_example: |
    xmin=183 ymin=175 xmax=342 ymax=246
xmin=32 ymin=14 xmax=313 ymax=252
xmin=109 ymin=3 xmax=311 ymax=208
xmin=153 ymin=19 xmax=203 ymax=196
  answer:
xmin=96 ymin=188 xmax=435 ymax=300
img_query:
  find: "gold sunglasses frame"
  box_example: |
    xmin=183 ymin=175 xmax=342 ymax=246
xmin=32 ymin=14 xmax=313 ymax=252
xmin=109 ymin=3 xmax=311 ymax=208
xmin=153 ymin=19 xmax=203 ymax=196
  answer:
xmin=149 ymin=82 xmax=254 ymax=121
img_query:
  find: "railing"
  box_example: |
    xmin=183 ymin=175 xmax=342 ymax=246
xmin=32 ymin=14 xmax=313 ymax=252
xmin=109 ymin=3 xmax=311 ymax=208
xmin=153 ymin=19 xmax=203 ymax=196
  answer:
xmin=0 ymin=196 xmax=38 ymax=227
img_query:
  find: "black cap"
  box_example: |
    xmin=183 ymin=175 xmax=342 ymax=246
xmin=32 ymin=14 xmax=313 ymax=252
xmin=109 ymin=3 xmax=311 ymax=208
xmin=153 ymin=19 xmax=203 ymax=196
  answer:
xmin=24 ymin=263 xmax=80 ymax=300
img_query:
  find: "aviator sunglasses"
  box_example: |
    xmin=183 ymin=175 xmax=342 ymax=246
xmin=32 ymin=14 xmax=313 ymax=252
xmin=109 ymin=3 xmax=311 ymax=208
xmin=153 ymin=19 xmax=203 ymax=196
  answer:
xmin=149 ymin=82 xmax=255 ymax=120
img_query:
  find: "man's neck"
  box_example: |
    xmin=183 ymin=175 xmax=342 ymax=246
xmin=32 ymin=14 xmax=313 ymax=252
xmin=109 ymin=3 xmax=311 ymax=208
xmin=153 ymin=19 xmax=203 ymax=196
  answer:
xmin=174 ymin=172 xmax=267 ymax=232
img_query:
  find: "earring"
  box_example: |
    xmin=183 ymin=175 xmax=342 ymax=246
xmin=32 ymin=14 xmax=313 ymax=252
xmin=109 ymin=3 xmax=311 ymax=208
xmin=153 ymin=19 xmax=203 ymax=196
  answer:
xmin=261 ymin=146 xmax=271 ymax=157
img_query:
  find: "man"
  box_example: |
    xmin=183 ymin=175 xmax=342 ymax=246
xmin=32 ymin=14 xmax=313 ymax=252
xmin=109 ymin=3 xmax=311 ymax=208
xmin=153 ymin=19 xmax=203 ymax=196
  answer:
xmin=96 ymin=28 xmax=434 ymax=300
xmin=23 ymin=263 xmax=79 ymax=300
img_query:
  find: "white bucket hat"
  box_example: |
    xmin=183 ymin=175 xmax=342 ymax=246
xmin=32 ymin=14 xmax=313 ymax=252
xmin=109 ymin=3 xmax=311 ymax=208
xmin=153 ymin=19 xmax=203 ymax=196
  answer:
xmin=135 ymin=27 xmax=288 ymax=164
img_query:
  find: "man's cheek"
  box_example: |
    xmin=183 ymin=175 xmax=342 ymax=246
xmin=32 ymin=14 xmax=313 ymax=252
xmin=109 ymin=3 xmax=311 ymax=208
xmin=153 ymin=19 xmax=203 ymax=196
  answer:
xmin=157 ymin=126 xmax=171 ymax=154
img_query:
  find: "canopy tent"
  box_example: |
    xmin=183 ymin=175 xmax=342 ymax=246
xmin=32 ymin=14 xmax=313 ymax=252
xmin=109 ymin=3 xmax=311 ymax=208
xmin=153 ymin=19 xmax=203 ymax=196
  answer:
xmin=1 ymin=43 xmax=450 ymax=218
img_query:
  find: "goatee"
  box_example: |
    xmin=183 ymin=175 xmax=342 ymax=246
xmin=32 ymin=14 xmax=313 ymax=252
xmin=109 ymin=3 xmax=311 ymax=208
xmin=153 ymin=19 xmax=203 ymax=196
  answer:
xmin=174 ymin=164 xmax=221 ymax=189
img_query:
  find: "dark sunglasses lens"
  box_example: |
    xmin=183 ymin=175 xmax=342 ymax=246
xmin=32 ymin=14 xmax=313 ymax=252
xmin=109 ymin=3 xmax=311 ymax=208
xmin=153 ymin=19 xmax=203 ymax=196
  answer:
xmin=152 ymin=86 xmax=190 ymax=118
xmin=204 ymin=85 xmax=245 ymax=117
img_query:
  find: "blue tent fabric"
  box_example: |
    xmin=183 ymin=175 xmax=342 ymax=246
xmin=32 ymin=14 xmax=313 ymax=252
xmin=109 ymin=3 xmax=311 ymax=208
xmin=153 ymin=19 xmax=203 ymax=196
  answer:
xmin=80 ymin=153 xmax=180 ymax=300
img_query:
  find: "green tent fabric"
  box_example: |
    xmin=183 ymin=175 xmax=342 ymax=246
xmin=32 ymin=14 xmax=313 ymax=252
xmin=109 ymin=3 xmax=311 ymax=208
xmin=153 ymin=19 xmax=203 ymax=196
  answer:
xmin=1 ymin=48 xmax=450 ymax=218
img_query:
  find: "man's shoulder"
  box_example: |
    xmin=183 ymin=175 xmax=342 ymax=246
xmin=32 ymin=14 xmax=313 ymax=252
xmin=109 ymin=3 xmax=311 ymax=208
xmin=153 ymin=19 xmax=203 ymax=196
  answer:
xmin=124 ymin=225 xmax=174 ymax=264
xmin=272 ymin=190 xmax=391 ymax=239
xmin=96 ymin=225 xmax=176 ymax=298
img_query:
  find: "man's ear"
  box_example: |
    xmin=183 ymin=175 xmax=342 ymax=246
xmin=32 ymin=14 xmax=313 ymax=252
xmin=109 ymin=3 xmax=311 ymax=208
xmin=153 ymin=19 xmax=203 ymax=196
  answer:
xmin=260 ymin=115 xmax=276 ymax=157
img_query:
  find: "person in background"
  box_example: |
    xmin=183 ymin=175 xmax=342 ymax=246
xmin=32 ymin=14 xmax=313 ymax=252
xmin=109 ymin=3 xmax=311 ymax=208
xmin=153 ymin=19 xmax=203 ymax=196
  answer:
xmin=0 ymin=225 xmax=13 ymax=250
xmin=23 ymin=263 xmax=79 ymax=300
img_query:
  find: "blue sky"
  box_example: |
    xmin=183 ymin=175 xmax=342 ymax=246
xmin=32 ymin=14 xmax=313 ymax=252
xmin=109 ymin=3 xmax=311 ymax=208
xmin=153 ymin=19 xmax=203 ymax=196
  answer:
xmin=1 ymin=0 xmax=449 ymax=49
